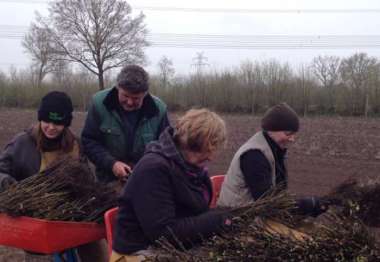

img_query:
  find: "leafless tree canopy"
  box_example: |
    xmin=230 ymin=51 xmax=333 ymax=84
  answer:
xmin=340 ymin=53 xmax=379 ymax=90
xmin=339 ymin=53 xmax=380 ymax=116
xmin=158 ymin=56 xmax=175 ymax=88
xmin=312 ymin=55 xmax=341 ymax=89
xmin=22 ymin=23 xmax=58 ymax=87
xmin=33 ymin=0 xmax=149 ymax=90
xmin=5 ymin=51 xmax=380 ymax=116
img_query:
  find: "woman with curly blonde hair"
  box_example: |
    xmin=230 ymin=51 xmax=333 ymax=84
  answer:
xmin=111 ymin=108 xmax=231 ymax=261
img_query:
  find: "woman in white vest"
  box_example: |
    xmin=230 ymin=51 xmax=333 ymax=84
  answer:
xmin=217 ymin=103 xmax=328 ymax=217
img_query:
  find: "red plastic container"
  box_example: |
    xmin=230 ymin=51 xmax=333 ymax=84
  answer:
xmin=210 ymin=174 xmax=225 ymax=208
xmin=104 ymin=207 xmax=119 ymax=255
xmin=0 ymin=213 xmax=105 ymax=254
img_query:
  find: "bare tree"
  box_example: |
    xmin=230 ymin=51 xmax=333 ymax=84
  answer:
xmin=239 ymin=60 xmax=264 ymax=114
xmin=22 ymin=23 xmax=57 ymax=87
xmin=261 ymin=59 xmax=293 ymax=106
xmin=50 ymin=60 xmax=72 ymax=87
xmin=296 ymin=64 xmax=316 ymax=116
xmin=158 ymin=56 xmax=175 ymax=88
xmin=311 ymin=55 xmax=341 ymax=113
xmin=0 ymin=70 xmax=8 ymax=107
xmin=312 ymin=55 xmax=341 ymax=88
xmin=340 ymin=53 xmax=379 ymax=116
xmin=34 ymin=0 xmax=148 ymax=90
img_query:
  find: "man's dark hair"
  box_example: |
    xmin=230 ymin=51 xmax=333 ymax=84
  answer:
xmin=116 ymin=65 xmax=149 ymax=93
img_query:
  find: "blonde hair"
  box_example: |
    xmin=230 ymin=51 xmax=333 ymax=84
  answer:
xmin=174 ymin=108 xmax=226 ymax=153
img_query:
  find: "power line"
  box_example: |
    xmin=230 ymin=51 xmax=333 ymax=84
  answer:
xmin=0 ymin=1 xmax=380 ymax=13
xmin=0 ymin=0 xmax=47 ymax=3
xmin=148 ymin=34 xmax=380 ymax=49
xmin=0 ymin=25 xmax=27 ymax=29
xmin=2 ymin=29 xmax=380 ymax=49
xmin=2 ymin=36 xmax=380 ymax=49
xmin=0 ymin=62 xmax=29 ymax=67
xmin=2 ymin=25 xmax=380 ymax=40
xmin=2 ymin=25 xmax=380 ymax=49
xmin=134 ymin=7 xmax=380 ymax=14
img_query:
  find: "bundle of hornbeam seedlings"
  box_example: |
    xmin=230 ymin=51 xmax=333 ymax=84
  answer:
xmin=322 ymin=178 xmax=380 ymax=227
xmin=0 ymin=157 xmax=118 ymax=223
xmin=148 ymin=180 xmax=380 ymax=261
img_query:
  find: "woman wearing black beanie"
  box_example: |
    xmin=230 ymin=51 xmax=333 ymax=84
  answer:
xmin=218 ymin=103 xmax=329 ymax=218
xmin=0 ymin=91 xmax=107 ymax=262
xmin=0 ymin=91 xmax=77 ymax=185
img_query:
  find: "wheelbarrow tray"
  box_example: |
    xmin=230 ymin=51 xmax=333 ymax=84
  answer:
xmin=0 ymin=213 xmax=105 ymax=254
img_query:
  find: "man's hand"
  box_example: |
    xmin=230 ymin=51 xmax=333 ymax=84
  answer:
xmin=315 ymin=199 xmax=330 ymax=215
xmin=296 ymin=196 xmax=330 ymax=217
xmin=112 ymin=161 xmax=132 ymax=179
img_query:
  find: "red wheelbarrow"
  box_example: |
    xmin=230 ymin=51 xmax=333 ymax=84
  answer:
xmin=0 ymin=213 xmax=105 ymax=254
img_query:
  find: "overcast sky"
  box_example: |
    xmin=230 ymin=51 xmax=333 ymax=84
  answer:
xmin=1 ymin=0 xmax=380 ymax=76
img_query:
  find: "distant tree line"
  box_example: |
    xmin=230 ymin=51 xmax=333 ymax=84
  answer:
xmin=12 ymin=0 xmax=380 ymax=116
xmin=1 ymin=52 xmax=380 ymax=117
xmin=152 ymin=52 xmax=380 ymax=117
xmin=0 ymin=66 xmax=100 ymax=111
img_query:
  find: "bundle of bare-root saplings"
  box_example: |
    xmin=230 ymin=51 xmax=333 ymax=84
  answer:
xmin=148 ymin=181 xmax=380 ymax=261
xmin=322 ymin=178 xmax=380 ymax=227
xmin=0 ymin=157 xmax=117 ymax=223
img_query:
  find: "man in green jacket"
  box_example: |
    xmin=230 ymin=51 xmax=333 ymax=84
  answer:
xmin=81 ymin=65 xmax=170 ymax=183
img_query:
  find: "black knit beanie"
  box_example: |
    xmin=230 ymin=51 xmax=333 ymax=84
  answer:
xmin=261 ymin=103 xmax=299 ymax=132
xmin=38 ymin=91 xmax=73 ymax=127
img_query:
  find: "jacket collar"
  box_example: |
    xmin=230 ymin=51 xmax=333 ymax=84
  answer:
xmin=263 ymin=131 xmax=287 ymax=160
xmin=103 ymin=87 xmax=159 ymax=119
xmin=146 ymin=127 xmax=207 ymax=176
xmin=146 ymin=127 xmax=185 ymax=167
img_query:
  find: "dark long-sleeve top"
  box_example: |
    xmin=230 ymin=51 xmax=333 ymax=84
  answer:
xmin=240 ymin=132 xmax=287 ymax=200
xmin=113 ymin=128 xmax=227 ymax=254
xmin=239 ymin=132 xmax=321 ymax=216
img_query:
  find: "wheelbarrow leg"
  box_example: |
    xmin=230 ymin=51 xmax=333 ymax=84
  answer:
xmin=53 ymin=249 xmax=78 ymax=262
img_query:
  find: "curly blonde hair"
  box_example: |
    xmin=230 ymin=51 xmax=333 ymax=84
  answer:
xmin=174 ymin=108 xmax=226 ymax=153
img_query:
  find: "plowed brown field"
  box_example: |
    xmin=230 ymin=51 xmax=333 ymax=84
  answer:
xmin=1 ymin=109 xmax=380 ymax=260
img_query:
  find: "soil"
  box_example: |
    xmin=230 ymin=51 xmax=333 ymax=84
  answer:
xmin=1 ymin=109 xmax=380 ymax=260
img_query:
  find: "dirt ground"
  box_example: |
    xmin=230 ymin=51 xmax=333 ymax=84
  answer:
xmin=1 ymin=109 xmax=380 ymax=260
xmin=212 ymin=113 xmax=380 ymax=197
